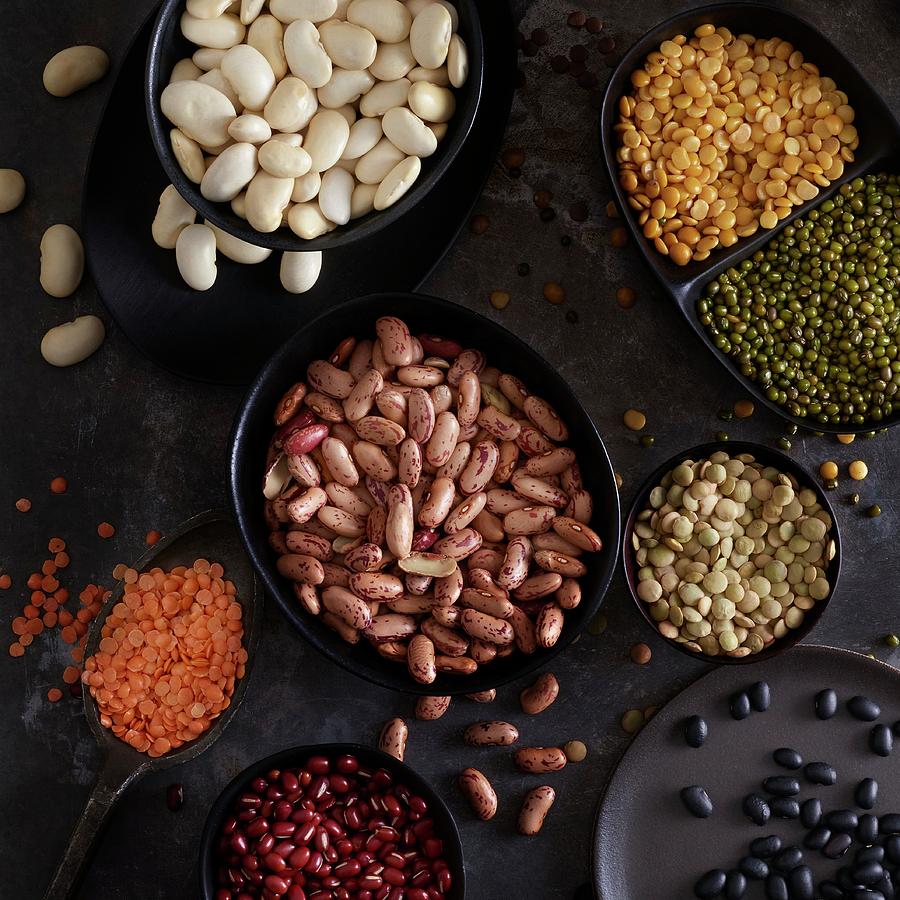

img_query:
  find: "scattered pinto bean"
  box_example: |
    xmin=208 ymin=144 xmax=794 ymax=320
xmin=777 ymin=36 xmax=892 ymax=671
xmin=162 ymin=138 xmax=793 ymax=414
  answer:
xmin=464 ymin=720 xmax=519 ymax=746
xmin=514 ymin=746 xmax=568 ymax=773
xmin=520 ymin=672 xmax=560 ymax=715
xmin=518 ymin=785 xmax=556 ymax=835
xmin=415 ymin=694 xmax=452 ymax=720
xmin=458 ymin=767 xmax=498 ymax=820
xmin=378 ymin=716 xmax=409 ymax=761
xmin=466 ymin=689 xmax=496 ymax=703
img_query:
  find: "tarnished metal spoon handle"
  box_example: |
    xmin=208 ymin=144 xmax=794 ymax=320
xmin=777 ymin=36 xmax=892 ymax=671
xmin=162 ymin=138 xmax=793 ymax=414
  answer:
xmin=43 ymin=753 xmax=145 ymax=900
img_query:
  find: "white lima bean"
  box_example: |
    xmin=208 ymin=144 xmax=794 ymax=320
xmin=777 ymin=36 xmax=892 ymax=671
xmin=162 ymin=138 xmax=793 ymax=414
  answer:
xmin=319 ymin=21 xmax=378 ymax=70
xmin=39 ymin=225 xmax=84 ymax=298
xmin=152 ymin=185 xmax=197 ymax=249
xmin=198 ymin=67 xmax=243 ymax=111
xmin=347 ymin=0 xmax=411 ymax=42
xmin=374 ymin=155 xmax=420 ymax=209
xmin=446 ymin=34 xmax=468 ymax=88
xmin=264 ymin=76 xmax=318 ymax=132
xmin=247 ymin=15 xmax=288 ymax=80
xmin=181 ymin=12 xmax=246 ymax=49
xmin=228 ymin=113 xmax=272 ymax=143
xmin=259 ymin=139 xmax=312 ymax=178
xmin=187 ymin=0 xmax=232 ymax=18
xmin=350 ymin=181 xmax=377 ymax=218
xmin=317 ymin=68 xmax=374 ymax=109
xmin=176 ymin=223 xmax=218 ymax=290
xmin=202 ymin=142 xmax=260 ymax=201
xmin=0 ymin=169 xmax=26 ymax=213
xmin=354 ymin=137 xmax=404 ymax=183
xmin=205 ymin=219 xmax=272 ymax=263
xmin=292 ymin=171 xmax=322 ymax=202
xmin=284 ymin=20 xmax=333 ymax=88
xmin=358 ymin=78 xmax=410 ymax=117
xmin=161 ymin=80 xmax=236 ymax=146
xmin=221 ymin=44 xmax=276 ymax=110
xmin=240 ymin=0 xmax=266 ymax=25
xmin=342 ymin=117 xmax=383 ymax=160
xmin=193 ymin=47 xmax=227 ymax=71
xmin=409 ymin=3 xmax=452 ymax=69
xmin=304 ymin=110 xmax=351 ymax=172
xmin=280 ymin=250 xmax=323 ymax=292
xmin=170 ymin=128 xmax=207 ymax=183
xmin=245 ymin=170 xmax=295 ymax=232
xmin=288 ymin=202 xmax=335 ymax=238
xmin=369 ymin=40 xmax=415 ymax=81
xmin=408 ymin=80 xmax=455 ymax=122
xmin=382 ymin=106 xmax=436 ymax=157
xmin=318 ymin=167 xmax=354 ymax=224
xmin=270 ymin=0 xmax=338 ymax=23
xmin=170 ymin=58 xmax=203 ymax=82
xmin=41 ymin=316 xmax=105 ymax=367
xmin=408 ymin=65 xmax=450 ymax=86
xmin=43 ymin=46 xmax=109 ymax=97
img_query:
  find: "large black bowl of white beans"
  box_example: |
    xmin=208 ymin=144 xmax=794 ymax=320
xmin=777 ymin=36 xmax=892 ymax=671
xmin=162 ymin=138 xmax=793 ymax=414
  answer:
xmin=623 ymin=441 xmax=841 ymax=665
xmin=146 ymin=0 xmax=484 ymax=252
xmin=229 ymin=292 xmax=621 ymax=694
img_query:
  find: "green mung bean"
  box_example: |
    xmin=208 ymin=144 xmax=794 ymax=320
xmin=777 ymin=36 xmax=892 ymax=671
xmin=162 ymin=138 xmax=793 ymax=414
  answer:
xmin=698 ymin=173 xmax=900 ymax=426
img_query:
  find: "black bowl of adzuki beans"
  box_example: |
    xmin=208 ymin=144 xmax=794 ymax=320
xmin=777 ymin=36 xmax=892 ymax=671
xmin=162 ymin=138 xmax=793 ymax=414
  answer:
xmin=200 ymin=743 xmax=465 ymax=900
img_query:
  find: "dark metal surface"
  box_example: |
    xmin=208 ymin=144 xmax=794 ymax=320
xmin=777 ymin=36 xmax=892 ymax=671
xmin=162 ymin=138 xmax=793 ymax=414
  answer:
xmin=229 ymin=292 xmax=620 ymax=694
xmin=1 ymin=1 xmax=899 ymax=899
xmin=146 ymin=0 xmax=485 ymax=252
xmin=593 ymin=646 xmax=900 ymax=898
xmin=622 ymin=441 xmax=842 ymax=666
xmin=43 ymin=510 xmax=262 ymax=900
xmin=599 ymin=3 xmax=900 ymax=434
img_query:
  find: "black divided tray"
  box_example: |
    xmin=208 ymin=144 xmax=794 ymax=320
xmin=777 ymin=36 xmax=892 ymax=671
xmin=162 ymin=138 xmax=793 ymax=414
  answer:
xmin=82 ymin=1 xmax=515 ymax=386
xmin=600 ymin=2 xmax=900 ymax=434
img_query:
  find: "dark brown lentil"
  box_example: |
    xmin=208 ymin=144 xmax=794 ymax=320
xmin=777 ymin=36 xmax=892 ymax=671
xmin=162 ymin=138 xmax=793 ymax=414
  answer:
xmin=567 ymin=10 xmax=586 ymax=27
xmin=521 ymin=39 xmax=538 ymax=57
xmin=560 ymin=234 xmax=572 ymax=246
xmin=533 ymin=189 xmax=552 ymax=208
xmin=539 ymin=208 xmax=556 ymax=222
xmin=551 ymin=54 xmax=570 ymax=73
xmin=598 ymin=34 xmax=615 ymax=52
xmin=577 ymin=72 xmax=598 ymax=89
xmin=565 ymin=310 xmax=579 ymax=324
xmin=517 ymin=262 xmax=530 ymax=276
xmin=469 ymin=214 xmax=489 ymax=235
xmin=530 ymin=27 xmax=549 ymax=46
xmin=585 ymin=16 xmax=603 ymax=32
xmin=569 ymin=44 xmax=588 ymax=62
xmin=568 ymin=202 xmax=588 ymax=222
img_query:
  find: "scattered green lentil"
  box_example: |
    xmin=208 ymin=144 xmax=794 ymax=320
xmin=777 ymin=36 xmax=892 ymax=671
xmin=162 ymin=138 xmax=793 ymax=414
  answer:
xmin=885 ymin=634 xmax=900 ymax=648
xmin=588 ymin=612 xmax=607 ymax=636
xmin=866 ymin=504 xmax=882 ymax=517
xmin=621 ymin=709 xmax=644 ymax=734
xmin=639 ymin=434 xmax=655 ymax=447
xmin=697 ymin=173 xmax=900 ymax=427
xmin=786 ymin=423 xmax=799 ymax=436
xmin=715 ymin=430 xmax=729 ymax=441
xmin=824 ymin=478 xmax=839 ymax=490
xmin=777 ymin=437 xmax=792 ymax=451
xmin=718 ymin=409 xmax=734 ymax=421
xmin=563 ymin=740 xmax=588 ymax=762
xmin=848 ymin=492 xmax=861 ymax=505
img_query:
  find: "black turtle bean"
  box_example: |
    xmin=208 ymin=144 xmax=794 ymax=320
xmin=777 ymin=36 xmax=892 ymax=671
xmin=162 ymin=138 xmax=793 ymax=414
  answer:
xmin=749 ymin=681 xmax=771 ymax=712
xmin=725 ymin=870 xmax=747 ymax=900
xmin=681 ymin=785 xmax=714 ymax=818
xmin=764 ymin=776 xmax=800 ymax=796
xmin=856 ymin=778 xmax=879 ymax=810
xmin=828 ymin=810 xmax=860 ymax=832
xmin=886 ymin=835 xmax=900 ymax=865
xmin=731 ymin=692 xmax=751 ymax=720
xmin=772 ymin=747 xmax=803 ymax=770
xmin=765 ymin=873 xmax=788 ymax=900
xmin=803 ymin=826 xmax=831 ymax=850
xmin=820 ymin=882 xmax=843 ymax=900
xmin=871 ymin=724 xmax=893 ymax=757
xmin=879 ymin=814 xmax=900 ymax=834
xmin=855 ymin=861 xmax=886 ymax=886
xmin=684 ymin=715 xmax=709 ymax=748
xmin=858 ymin=813 xmax=879 ymax=845
xmin=695 ymin=869 xmax=727 ymax=899
xmin=849 ymin=891 xmax=884 ymax=900
xmin=770 ymin=797 xmax=800 ymax=819
xmin=743 ymin=793 xmax=771 ymax=826
xmin=800 ymin=798 xmax=822 ymax=829
xmin=773 ymin=847 xmax=803 ymax=873
xmin=751 ymin=835 xmax=782 ymax=859
xmin=877 ymin=872 xmax=895 ymax=900
xmin=849 ymin=696 xmax=881 ymax=722
xmin=805 ymin=761 xmax=837 ymax=785
xmin=739 ymin=856 xmax=769 ymax=880
xmin=857 ymin=847 xmax=885 ymax=864
xmin=816 ymin=688 xmax=838 ymax=719
xmin=788 ymin=865 xmax=814 ymax=900
xmin=824 ymin=833 xmax=854 ymax=859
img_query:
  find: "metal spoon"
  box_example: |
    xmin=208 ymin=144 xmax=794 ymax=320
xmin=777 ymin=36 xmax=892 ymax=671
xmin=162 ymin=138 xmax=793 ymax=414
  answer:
xmin=43 ymin=509 xmax=262 ymax=900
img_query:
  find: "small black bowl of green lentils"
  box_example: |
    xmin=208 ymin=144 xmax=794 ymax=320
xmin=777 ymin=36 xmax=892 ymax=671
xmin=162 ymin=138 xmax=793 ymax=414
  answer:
xmin=698 ymin=173 xmax=900 ymax=433
xmin=624 ymin=441 xmax=842 ymax=665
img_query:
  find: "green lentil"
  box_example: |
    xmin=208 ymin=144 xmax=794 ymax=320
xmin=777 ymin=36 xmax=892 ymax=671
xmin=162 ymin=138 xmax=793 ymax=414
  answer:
xmin=715 ymin=431 xmax=729 ymax=441
xmin=885 ymin=633 xmax=900 ymax=648
xmin=777 ymin=437 xmax=792 ymax=451
xmin=848 ymin=492 xmax=861 ymax=505
xmin=639 ymin=434 xmax=656 ymax=447
xmin=621 ymin=709 xmax=644 ymax=734
xmin=697 ymin=173 xmax=900 ymax=427
xmin=588 ymin=612 xmax=607 ymax=636
xmin=824 ymin=478 xmax=839 ymax=490
xmin=866 ymin=504 xmax=882 ymax=517
xmin=718 ymin=409 xmax=734 ymax=421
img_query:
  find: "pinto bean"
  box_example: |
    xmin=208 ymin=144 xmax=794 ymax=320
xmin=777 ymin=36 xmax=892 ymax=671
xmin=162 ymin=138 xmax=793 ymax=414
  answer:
xmin=514 ymin=572 xmax=563 ymax=601
xmin=476 ymin=405 xmax=521 ymax=441
xmin=467 ymin=548 xmax=504 ymax=576
xmin=322 ymin=585 xmax=372 ymax=629
xmin=366 ymin=504 xmax=387 ymax=545
xmin=365 ymin=612 xmax=417 ymax=642
xmin=469 ymin=638 xmax=497 ymax=664
xmin=322 ymin=611 xmax=362 ymax=643
xmin=536 ymin=602 xmax=564 ymax=648
xmin=415 ymin=694 xmax=451 ymax=720
xmin=407 ymin=387 xmax=436 ymax=443
xmin=293 ymin=581 xmax=321 ymax=615
xmin=509 ymin=606 xmax=538 ymax=654
xmin=503 ymin=505 xmax=556 ymax=536
xmin=376 ymin=315 xmax=415 ymax=366
xmin=287 ymin=486 xmax=328 ymax=523
xmin=375 ymin=387 xmax=408 ymax=425
xmin=375 ymin=640 xmax=408 ymax=661
xmin=523 ymin=395 xmax=568 ymax=442
xmin=355 ymin=415 xmax=406 ymax=446
xmin=307 ymin=358 xmax=356 ymax=399
xmin=443 ymin=491 xmax=486 ymax=535
xmin=494 ymin=440 xmax=519 ymax=483
xmin=511 ymin=471 xmax=568 ymax=507
xmin=407 ymin=633 xmax=436 ymax=684
xmin=397 ymin=550 xmax=458 ymax=578
xmin=514 ymin=746 xmax=567 ymax=773
xmin=430 ymin=382 xmax=453 ymax=414
xmin=386 ymin=483 xmax=414 ymax=559
xmin=285 ymin=531 xmax=334 ymax=560
xmin=343 ymin=368 xmax=384 ymax=421
xmin=396 ymin=364 xmax=444 ymax=387
xmin=421 ymin=617 xmax=468 ymax=656
xmin=321 ymin=437 xmax=359 ymax=486
xmin=460 ymin=588 xmax=513 ymax=620
xmin=525 ymin=447 xmax=576 ymax=477
xmin=405 ymin=572 xmax=432 ymax=595
xmin=556 ymin=578 xmax=582 ymax=610
xmin=464 ymin=721 xmax=519 ymax=747
xmin=321 ymin=562 xmax=352 ymax=588
xmin=447 ymin=348 xmax=485 ymax=387
xmin=433 ymin=566 xmax=463 ymax=606
xmin=458 ymin=767 xmax=497 ymax=820
xmin=552 ymin=515 xmax=602 ymax=551
xmin=466 ymin=689 xmax=496 ymax=702
xmin=387 ymin=594 xmax=434 ymax=614
xmin=397 ymin=437 xmax=422 ymax=488
xmin=534 ymin=550 xmax=587 ymax=577
xmin=471 ymin=508 xmax=505 ymax=543
xmin=531 ymin=531 xmax=583 ymax=557
xmin=344 ymin=541 xmax=383 ymax=572
xmin=418 ymin=476 xmax=455 ymax=527
xmin=518 ymin=786 xmax=556 ymax=835
xmin=433 ymin=528 xmax=482 ymax=560
xmin=318 ymin=505 xmax=366 ymax=537
xmin=274 ymin=381 xmax=309 ymax=425
xmin=520 ymin=673 xmax=559 ymax=715
xmin=276 ymin=553 xmax=326 ymax=584
xmin=460 ymin=608 xmax=514 ymax=645
xmin=437 ymin=441 xmax=470 ymax=481
xmin=456 ymin=370 xmax=480 ymax=427
xmin=425 ymin=411 xmax=460 ymax=467
xmin=566 ymin=489 xmax=594 ymax=524
xmin=497 ymin=536 xmax=532 ymax=591
xmin=284 ymin=423 xmax=330 ymax=456
xmin=348 ymin=571 xmax=404 ymax=601
xmin=378 ymin=717 xmax=408 ymax=761
xmin=516 ymin=424 xmax=555 ymax=457
xmin=352 ymin=440 xmax=398 ymax=481
xmin=305 ymin=391 xmax=346 ymax=422
xmin=437 ymin=655 xmax=477 ymax=674
xmin=458 ymin=440 xmax=499 ymax=495
xmin=431 ymin=604 xmax=461 ymax=627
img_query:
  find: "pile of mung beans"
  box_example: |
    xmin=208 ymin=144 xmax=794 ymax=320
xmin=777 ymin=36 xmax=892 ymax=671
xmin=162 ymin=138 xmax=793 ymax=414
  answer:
xmin=615 ymin=23 xmax=857 ymax=265
xmin=699 ymin=173 xmax=900 ymax=426
xmin=632 ymin=450 xmax=835 ymax=658
xmin=262 ymin=316 xmax=604 ymax=684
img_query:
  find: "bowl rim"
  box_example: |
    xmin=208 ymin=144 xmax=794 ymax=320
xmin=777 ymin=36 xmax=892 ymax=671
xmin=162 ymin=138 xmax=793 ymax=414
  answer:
xmin=144 ymin=0 xmax=485 ymax=252
xmin=197 ymin=741 xmax=467 ymax=899
xmin=621 ymin=439 xmax=842 ymax=665
xmin=228 ymin=291 xmax=621 ymax=694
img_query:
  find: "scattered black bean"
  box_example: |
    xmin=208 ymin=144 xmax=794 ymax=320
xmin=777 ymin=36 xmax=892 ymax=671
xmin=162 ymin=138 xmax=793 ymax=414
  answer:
xmin=764 ymin=776 xmax=800 ymax=797
xmin=773 ymin=747 xmax=803 ymax=770
xmin=787 ymin=865 xmax=814 ymax=900
xmin=749 ymin=681 xmax=771 ymax=712
xmin=739 ymin=856 xmax=770 ymax=879
xmin=816 ymin=688 xmax=839 ymax=719
xmin=725 ymin=870 xmax=747 ymax=900
xmin=871 ymin=723 xmax=893 ymax=757
xmin=731 ymin=692 xmax=751 ymax=720
xmin=684 ymin=715 xmax=708 ymax=748
xmin=880 ymin=814 xmax=900 ymax=834
xmin=751 ymin=835 xmax=782 ymax=859
xmin=765 ymin=873 xmax=788 ymax=900
xmin=824 ymin=833 xmax=853 ymax=859
xmin=827 ymin=809 xmax=860 ymax=832
xmin=770 ymin=797 xmax=800 ymax=819
xmin=849 ymin=695 xmax=881 ymax=721
xmin=743 ymin=793 xmax=771 ymax=826
xmin=681 ymin=785 xmax=714 ymax=818
xmin=857 ymin=778 xmax=879 ymax=810
xmin=695 ymin=869 xmax=727 ymax=899
xmin=803 ymin=826 xmax=831 ymax=850
xmin=805 ymin=761 xmax=837 ymax=785
xmin=800 ymin=798 xmax=822 ymax=829
xmin=858 ymin=813 xmax=880 ymax=845
xmin=773 ymin=847 xmax=803 ymax=872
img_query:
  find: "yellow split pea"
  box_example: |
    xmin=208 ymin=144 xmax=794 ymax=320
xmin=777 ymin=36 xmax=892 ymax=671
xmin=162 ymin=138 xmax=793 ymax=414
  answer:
xmin=615 ymin=23 xmax=858 ymax=265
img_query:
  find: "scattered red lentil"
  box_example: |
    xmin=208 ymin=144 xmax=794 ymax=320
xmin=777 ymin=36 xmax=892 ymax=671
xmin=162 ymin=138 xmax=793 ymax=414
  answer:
xmin=9 ymin=643 xmax=24 ymax=658
xmin=50 ymin=477 xmax=68 ymax=494
xmin=15 ymin=498 xmax=32 ymax=512
xmin=533 ymin=189 xmax=552 ymax=208
xmin=610 ymin=226 xmax=629 ymax=247
xmin=616 ymin=287 xmax=636 ymax=309
xmin=606 ymin=201 xmax=619 ymax=218
xmin=48 ymin=537 xmax=66 ymax=553
xmin=0 ymin=575 xmax=10 ymax=590
xmin=630 ymin=642 xmax=652 ymax=665
xmin=543 ymin=281 xmax=565 ymax=305
xmin=97 ymin=522 xmax=116 ymax=539
xmin=47 ymin=688 xmax=63 ymax=702
xmin=501 ymin=147 xmax=525 ymax=169
xmin=489 ymin=290 xmax=511 ymax=310
xmin=469 ymin=213 xmax=489 ymax=235
xmin=146 ymin=530 xmax=162 ymax=546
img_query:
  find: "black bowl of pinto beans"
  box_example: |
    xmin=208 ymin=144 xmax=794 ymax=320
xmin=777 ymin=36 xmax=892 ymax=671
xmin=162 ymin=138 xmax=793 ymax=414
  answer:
xmin=229 ymin=292 xmax=620 ymax=694
xmin=199 ymin=743 xmax=465 ymax=900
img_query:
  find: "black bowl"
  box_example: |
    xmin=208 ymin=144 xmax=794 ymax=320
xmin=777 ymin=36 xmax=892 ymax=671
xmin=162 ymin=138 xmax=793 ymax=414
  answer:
xmin=623 ymin=441 xmax=842 ymax=665
xmin=229 ymin=292 xmax=620 ymax=694
xmin=146 ymin=0 xmax=484 ymax=252
xmin=198 ymin=743 xmax=465 ymax=899
xmin=599 ymin=2 xmax=900 ymax=434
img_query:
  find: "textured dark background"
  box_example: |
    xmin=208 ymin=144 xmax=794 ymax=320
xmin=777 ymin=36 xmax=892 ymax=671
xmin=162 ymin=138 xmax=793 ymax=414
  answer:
xmin=1 ymin=1 xmax=898 ymax=898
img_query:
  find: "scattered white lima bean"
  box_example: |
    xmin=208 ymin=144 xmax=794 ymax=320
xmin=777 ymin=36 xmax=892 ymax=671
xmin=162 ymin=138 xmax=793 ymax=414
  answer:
xmin=0 ymin=169 xmax=26 ymax=213
xmin=152 ymin=184 xmax=197 ymax=249
xmin=43 ymin=46 xmax=109 ymax=97
xmin=40 ymin=225 xmax=84 ymax=298
xmin=280 ymin=250 xmax=322 ymax=293
xmin=175 ymin=223 xmax=218 ymax=290
xmin=41 ymin=316 xmax=106 ymax=367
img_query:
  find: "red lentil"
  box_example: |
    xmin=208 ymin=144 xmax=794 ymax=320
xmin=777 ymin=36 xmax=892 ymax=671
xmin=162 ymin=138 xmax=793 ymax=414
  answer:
xmin=15 ymin=498 xmax=32 ymax=512
xmin=50 ymin=477 xmax=68 ymax=494
xmin=97 ymin=522 xmax=115 ymax=539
